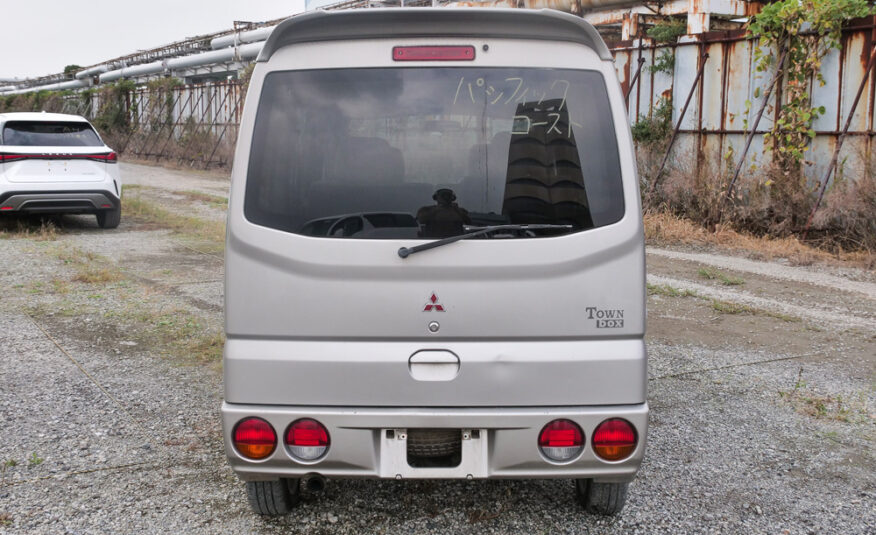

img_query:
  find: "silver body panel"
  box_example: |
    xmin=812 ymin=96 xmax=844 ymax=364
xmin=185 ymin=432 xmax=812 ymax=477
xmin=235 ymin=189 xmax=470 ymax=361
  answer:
xmin=225 ymin=338 xmax=646 ymax=407
xmin=224 ymin=9 xmax=646 ymax=481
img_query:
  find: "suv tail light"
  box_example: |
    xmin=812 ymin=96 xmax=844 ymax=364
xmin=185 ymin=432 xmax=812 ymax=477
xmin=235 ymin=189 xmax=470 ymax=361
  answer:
xmin=0 ymin=152 xmax=117 ymax=163
xmin=592 ymin=419 xmax=637 ymax=461
xmin=232 ymin=417 xmax=276 ymax=460
xmin=285 ymin=419 xmax=330 ymax=461
xmin=538 ymin=419 xmax=584 ymax=462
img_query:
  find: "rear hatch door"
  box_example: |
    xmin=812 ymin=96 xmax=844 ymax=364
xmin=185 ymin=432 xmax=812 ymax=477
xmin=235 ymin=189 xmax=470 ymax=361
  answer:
xmin=225 ymin=37 xmax=646 ymax=407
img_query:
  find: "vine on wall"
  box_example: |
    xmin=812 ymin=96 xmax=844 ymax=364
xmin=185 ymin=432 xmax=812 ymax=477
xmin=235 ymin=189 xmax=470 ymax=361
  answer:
xmin=747 ymin=0 xmax=873 ymax=167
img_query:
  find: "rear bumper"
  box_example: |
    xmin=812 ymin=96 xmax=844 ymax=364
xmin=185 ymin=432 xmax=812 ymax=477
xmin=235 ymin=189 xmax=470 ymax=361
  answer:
xmin=222 ymin=402 xmax=648 ymax=482
xmin=0 ymin=190 xmax=119 ymax=213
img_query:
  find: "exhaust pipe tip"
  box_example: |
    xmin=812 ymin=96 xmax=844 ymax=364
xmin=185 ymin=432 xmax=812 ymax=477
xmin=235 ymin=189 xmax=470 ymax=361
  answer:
xmin=302 ymin=473 xmax=326 ymax=494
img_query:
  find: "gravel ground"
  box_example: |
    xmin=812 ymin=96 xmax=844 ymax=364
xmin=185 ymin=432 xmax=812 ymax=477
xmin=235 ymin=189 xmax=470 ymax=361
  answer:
xmin=1 ymin=162 xmax=873 ymax=534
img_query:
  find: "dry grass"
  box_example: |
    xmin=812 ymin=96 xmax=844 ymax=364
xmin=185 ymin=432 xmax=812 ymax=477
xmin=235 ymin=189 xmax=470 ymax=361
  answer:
xmin=646 ymin=282 xmax=800 ymax=322
xmin=54 ymin=246 xmax=124 ymax=284
xmin=710 ymin=299 xmax=800 ymax=322
xmin=778 ymin=369 xmax=871 ymax=422
xmin=72 ymin=267 xmax=124 ymax=284
xmin=647 ymin=283 xmax=699 ymax=298
xmin=119 ymin=306 xmax=225 ymax=364
xmin=697 ymin=267 xmax=745 ymax=286
xmin=0 ymin=219 xmax=60 ymax=241
xmin=644 ymin=212 xmax=875 ymax=268
xmin=123 ymin=192 xmax=226 ymax=246
xmin=178 ymin=190 xmax=228 ymax=208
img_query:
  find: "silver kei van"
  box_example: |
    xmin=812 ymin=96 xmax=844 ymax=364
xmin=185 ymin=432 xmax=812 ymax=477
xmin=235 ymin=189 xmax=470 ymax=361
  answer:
xmin=223 ymin=7 xmax=647 ymax=517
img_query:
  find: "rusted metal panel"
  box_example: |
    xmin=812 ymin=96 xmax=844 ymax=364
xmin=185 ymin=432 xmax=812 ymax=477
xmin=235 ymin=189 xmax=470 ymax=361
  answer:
xmin=813 ymin=34 xmax=844 ymax=132
xmin=634 ymin=42 xmax=654 ymax=120
xmin=650 ymin=44 xmax=674 ymax=109
xmin=673 ymin=42 xmax=701 ymax=130
xmin=615 ymin=49 xmax=630 ymax=89
xmin=700 ymin=41 xmax=726 ymax=130
xmin=610 ymin=19 xmax=876 ymax=182
xmin=723 ymin=38 xmax=751 ymax=132
xmin=842 ymin=30 xmax=870 ymax=133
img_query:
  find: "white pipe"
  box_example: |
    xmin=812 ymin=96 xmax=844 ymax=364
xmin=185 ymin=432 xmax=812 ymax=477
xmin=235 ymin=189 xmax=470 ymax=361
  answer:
xmin=75 ymin=64 xmax=110 ymax=79
xmin=100 ymin=60 xmax=167 ymax=83
xmin=210 ymin=26 xmax=276 ymax=49
xmin=1 ymin=79 xmax=88 ymax=95
xmin=98 ymin=42 xmax=262 ymax=83
xmin=167 ymin=42 xmax=263 ymax=69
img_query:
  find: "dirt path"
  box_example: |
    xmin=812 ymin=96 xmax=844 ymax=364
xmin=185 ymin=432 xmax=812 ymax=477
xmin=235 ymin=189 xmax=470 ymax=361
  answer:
xmin=0 ymin=162 xmax=872 ymax=534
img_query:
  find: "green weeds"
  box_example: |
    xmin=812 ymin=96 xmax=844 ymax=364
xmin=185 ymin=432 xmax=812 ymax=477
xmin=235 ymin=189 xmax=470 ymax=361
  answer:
xmin=697 ymin=267 xmax=745 ymax=286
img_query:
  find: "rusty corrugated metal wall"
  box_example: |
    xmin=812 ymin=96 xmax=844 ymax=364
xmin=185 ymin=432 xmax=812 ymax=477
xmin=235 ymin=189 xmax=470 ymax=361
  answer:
xmin=612 ymin=16 xmax=876 ymax=182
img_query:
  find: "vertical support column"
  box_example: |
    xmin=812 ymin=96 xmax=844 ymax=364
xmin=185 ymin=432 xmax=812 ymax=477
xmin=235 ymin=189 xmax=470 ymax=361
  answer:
xmin=687 ymin=0 xmax=710 ymax=35
xmin=622 ymin=13 xmax=639 ymax=41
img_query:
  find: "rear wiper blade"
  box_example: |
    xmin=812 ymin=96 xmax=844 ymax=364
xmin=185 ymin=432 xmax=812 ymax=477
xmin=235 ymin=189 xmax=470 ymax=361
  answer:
xmin=397 ymin=224 xmax=573 ymax=259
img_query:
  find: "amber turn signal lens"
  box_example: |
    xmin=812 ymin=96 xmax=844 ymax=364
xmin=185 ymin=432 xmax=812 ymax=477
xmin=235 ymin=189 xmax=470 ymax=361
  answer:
xmin=592 ymin=419 xmax=637 ymax=461
xmin=233 ymin=417 xmax=277 ymax=460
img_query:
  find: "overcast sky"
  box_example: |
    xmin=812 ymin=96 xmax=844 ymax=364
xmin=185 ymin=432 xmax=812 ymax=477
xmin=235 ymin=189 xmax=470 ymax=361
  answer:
xmin=0 ymin=0 xmax=306 ymax=80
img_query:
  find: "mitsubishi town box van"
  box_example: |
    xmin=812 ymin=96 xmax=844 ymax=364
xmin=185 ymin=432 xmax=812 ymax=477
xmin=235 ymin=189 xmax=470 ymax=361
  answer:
xmin=223 ymin=8 xmax=647 ymax=517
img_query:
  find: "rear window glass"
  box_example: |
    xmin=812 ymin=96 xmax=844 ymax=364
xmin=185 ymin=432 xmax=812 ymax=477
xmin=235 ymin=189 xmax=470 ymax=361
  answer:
xmin=245 ymin=67 xmax=624 ymax=239
xmin=2 ymin=121 xmax=102 ymax=147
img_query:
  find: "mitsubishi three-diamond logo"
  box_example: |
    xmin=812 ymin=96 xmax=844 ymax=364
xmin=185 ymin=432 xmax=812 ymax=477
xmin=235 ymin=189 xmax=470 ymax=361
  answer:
xmin=423 ymin=293 xmax=445 ymax=312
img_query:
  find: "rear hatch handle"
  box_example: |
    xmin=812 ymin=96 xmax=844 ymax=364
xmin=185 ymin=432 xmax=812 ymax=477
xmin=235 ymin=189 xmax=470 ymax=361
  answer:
xmin=398 ymin=224 xmax=573 ymax=259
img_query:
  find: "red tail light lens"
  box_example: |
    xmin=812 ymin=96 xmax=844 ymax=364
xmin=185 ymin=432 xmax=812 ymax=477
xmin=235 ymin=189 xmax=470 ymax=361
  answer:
xmin=0 ymin=152 xmax=117 ymax=163
xmin=538 ymin=419 xmax=584 ymax=462
xmin=285 ymin=419 xmax=330 ymax=461
xmin=393 ymin=46 xmax=476 ymax=62
xmin=593 ymin=419 xmax=637 ymax=461
xmin=232 ymin=417 xmax=276 ymax=460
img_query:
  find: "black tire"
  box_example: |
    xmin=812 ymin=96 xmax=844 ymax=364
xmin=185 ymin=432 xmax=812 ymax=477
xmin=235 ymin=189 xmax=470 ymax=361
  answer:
xmin=246 ymin=478 xmax=300 ymax=516
xmin=96 ymin=206 xmax=121 ymax=229
xmin=576 ymin=479 xmax=628 ymax=515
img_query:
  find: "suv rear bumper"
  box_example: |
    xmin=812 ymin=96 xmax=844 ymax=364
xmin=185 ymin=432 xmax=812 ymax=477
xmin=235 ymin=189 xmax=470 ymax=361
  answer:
xmin=222 ymin=402 xmax=648 ymax=482
xmin=0 ymin=190 xmax=119 ymax=213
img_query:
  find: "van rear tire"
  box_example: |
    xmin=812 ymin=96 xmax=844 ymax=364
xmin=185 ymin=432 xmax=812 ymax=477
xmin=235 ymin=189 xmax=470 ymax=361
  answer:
xmin=246 ymin=478 xmax=300 ymax=516
xmin=576 ymin=479 xmax=628 ymax=515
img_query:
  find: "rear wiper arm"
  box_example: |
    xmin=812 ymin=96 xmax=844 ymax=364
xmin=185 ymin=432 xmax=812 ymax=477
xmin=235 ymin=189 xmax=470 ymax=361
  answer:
xmin=397 ymin=224 xmax=573 ymax=259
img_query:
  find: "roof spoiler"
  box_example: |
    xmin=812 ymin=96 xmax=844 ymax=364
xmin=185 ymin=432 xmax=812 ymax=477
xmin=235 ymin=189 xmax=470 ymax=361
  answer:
xmin=257 ymin=8 xmax=612 ymax=63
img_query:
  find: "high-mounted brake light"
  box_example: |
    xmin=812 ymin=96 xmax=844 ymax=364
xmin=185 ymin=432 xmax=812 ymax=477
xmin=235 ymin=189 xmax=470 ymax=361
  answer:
xmin=592 ymin=419 xmax=637 ymax=461
xmin=285 ymin=419 xmax=330 ymax=461
xmin=0 ymin=154 xmax=26 ymax=162
xmin=232 ymin=417 xmax=276 ymax=460
xmin=393 ymin=46 xmax=475 ymax=62
xmin=538 ymin=419 xmax=584 ymax=462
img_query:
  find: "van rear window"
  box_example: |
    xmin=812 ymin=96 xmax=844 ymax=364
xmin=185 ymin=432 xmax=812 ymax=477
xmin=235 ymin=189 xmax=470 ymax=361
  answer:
xmin=2 ymin=121 xmax=103 ymax=147
xmin=245 ymin=68 xmax=624 ymax=239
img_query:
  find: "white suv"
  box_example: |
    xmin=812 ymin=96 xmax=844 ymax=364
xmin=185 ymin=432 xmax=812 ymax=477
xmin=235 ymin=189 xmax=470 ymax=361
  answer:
xmin=0 ymin=112 xmax=122 ymax=228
